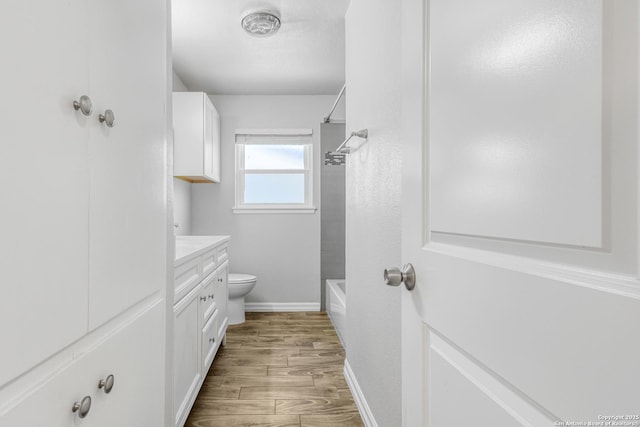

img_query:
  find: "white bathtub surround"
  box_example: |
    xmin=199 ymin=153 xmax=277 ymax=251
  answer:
xmin=326 ymin=279 xmax=347 ymax=348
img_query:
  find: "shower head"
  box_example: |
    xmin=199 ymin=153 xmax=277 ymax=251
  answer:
xmin=351 ymin=129 xmax=368 ymax=139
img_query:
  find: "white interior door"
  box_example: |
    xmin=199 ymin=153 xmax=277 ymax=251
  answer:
xmin=401 ymin=1 xmax=640 ymax=426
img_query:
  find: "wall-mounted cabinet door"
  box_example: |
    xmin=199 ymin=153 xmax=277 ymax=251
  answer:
xmin=203 ymin=97 xmax=221 ymax=182
xmin=0 ymin=0 xmax=90 ymax=386
xmin=87 ymin=0 xmax=167 ymax=329
xmin=173 ymin=92 xmax=221 ymax=183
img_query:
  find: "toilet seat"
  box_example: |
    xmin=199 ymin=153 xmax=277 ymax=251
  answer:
xmin=229 ymin=273 xmax=256 ymax=284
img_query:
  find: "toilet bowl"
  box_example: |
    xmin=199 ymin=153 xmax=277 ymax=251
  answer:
xmin=227 ymin=273 xmax=257 ymax=325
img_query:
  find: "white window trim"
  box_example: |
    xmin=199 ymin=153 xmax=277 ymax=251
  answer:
xmin=233 ymin=129 xmax=316 ymax=214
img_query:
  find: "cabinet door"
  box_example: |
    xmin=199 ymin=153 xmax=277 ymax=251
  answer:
xmin=173 ymin=288 xmax=201 ymax=427
xmin=87 ymin=302 xmax=165 ymax=427
xmin=202 ymin=309 xmax=219 ymax=374
xmin=0 ymin=343 xmax=96 ymax=427
xmin=173 ymin=92 xmax=204 ymax=179
xmin=216 ymin=262 xmax=229 ymax=339
xmin=210 ymin=101 xmax=221 ymax=183
xmin=87 ymin=0 xmax=167 ymax=329
xmin=0 ymin=0 xmax=90 ymax=385
xmin=203 ymin=95 xmax=214 ymax=180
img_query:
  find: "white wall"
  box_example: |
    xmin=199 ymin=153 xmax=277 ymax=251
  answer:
xmin=191 ymin=95 xmax=337 ymax=306
xmin=173 ymin=178 xmax=192 ymax=235
xmin=345 ymin=0 xmax=402 ymax=425
xmin=172 ymin=70 xmax=192 ymax=235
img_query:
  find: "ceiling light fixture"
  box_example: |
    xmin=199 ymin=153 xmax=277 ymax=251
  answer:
xmin=241 ymin=11 xmax=281 ymax=37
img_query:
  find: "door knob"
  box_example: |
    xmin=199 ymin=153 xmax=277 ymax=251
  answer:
xmin=384 ymin=263 xmax=416 ymax=290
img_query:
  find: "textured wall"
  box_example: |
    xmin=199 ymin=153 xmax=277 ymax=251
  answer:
xmin=345 ymin=0 xmax=402 ymax=425
xmin=191 ymin=95 xmax=337 ymax=305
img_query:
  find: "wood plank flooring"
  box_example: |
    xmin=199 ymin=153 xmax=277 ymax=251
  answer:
xmin=185 ymin=312 xmax=364 ymax=427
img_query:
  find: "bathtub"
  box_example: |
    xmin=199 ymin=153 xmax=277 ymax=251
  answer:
xmin=326 ymin=279 xmax=347 ymax=349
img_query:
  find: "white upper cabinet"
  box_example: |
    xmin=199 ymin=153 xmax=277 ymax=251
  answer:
xmin=173 ymin=92 xmax=221 ymax=183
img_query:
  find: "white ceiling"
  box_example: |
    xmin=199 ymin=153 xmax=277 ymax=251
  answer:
xmin=172 ymin=0 xmax=350 ymax=95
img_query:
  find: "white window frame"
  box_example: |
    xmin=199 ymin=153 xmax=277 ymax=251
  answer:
xmin=233 ymin=129 xmax=316 ymax=214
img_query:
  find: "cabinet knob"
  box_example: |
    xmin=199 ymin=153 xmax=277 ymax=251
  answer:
xmin=209 ymin=294 xmax=215 ymax=299
xmin=72 ymin=395 xmax=92 ymax=418
xmin=209 ymin=338 xmax=215 ymax=343
xmin=98 ymin=109 xmax=115 ymax=128
xmin=98 ymin=374 xmax=115 ymax=394
xmin=73 ymin=95 xmax=93 ymax=117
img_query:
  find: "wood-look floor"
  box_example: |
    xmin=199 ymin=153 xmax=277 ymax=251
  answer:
xmin=185 ymin=312 xmax=364 ymax=427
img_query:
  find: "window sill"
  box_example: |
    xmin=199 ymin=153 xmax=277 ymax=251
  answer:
xmin=232 ymin=206 xmax=317 ymax=214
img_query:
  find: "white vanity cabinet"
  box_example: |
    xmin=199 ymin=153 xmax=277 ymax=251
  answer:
xmin=0 ymin=0 xmax=168 ymax=425
xmin=173 ymin=92 xmax=221 ymax=183
xmin=173 ymin=236 xmax=230 ymax=427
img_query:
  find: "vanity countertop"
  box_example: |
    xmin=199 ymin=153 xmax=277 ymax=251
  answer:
xmin=175 ymin=235 xmax=230 ymax=266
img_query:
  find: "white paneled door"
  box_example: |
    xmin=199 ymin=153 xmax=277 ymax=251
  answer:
xmin=401 ymin=1 xmax=640 ymax=426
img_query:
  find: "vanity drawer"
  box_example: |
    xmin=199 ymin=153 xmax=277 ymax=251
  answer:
xmin=216 ymin=244 xmax=229 ymax=264
xmin=201 ymin=310 xmax=219 ymax=373
xmin=201 ymin=248 xmax=217 ymax=278
xmin=199 ymin=273 xmax=217 ymax=323
xmin=174 ymin=257 xmax=201 ymax=303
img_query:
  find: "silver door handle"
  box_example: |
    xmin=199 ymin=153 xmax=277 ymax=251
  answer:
xmin=384 ymin=263 xmax=416 ymax=290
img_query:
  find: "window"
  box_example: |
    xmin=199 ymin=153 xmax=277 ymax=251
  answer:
xmin=234 ymin=129 xmax=315 ymax=213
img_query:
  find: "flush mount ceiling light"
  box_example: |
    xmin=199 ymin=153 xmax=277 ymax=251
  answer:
xmin=241 ymin=11 xmax=281 ymax=37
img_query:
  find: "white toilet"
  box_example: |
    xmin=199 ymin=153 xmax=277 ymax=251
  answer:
xmin=227 ymin=273 xmax=257 ymax=325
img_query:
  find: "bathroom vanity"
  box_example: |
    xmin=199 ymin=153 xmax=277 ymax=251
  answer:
xmin=173 ymin=236 xmax=229 ymax=427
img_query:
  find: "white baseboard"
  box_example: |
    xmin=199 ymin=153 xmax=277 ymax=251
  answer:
xmin=244 ymin=302 xmax=320 ymax=312
xmin=344 ymin=359 xmax=379 ymax=427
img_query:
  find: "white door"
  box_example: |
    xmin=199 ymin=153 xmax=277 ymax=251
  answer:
xmin=401 ymin=1 xmax=640 ymax=426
